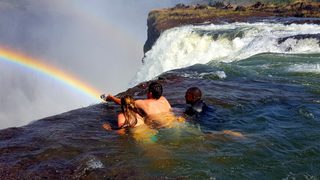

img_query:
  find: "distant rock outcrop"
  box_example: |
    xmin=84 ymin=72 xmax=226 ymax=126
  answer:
xmin=278 ymin=33 xmax=320 ymax=44
xmin=144 ymin=1 xmax=320 ymax=54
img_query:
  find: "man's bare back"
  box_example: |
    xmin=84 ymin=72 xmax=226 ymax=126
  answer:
xmin=135 ymin=96 xmax=171 ymax=116
xmin=135 ymin=96 xmax=175 ymax=128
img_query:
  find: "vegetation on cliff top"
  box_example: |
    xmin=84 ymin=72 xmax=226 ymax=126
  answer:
xmin=149 ymin=1 xmax=320 ymax=30
xmin=144 ymin=0 xmax=320 ymax=53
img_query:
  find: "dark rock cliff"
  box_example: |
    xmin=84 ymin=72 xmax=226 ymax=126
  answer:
xmin=144 ymin=1 xmax=320 ymax=54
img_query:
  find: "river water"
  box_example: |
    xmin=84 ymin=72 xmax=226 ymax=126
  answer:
xmin=1 ymin=20 xmax=320 ymax=179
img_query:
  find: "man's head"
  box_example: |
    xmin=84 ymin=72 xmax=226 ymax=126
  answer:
xmin=147 ymin=82 xmax=163 ymax=99
xmin=185 ymin=87 xmax=202 ymax=105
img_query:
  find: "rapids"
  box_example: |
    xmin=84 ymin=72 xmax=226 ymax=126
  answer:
xmin=132 ymin=21 xmax=320 ymax=85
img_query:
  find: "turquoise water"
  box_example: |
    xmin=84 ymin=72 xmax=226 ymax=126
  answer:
xmin=89 ymin=53 xmax=320 ymax=178
xmin=133 ymin=53 xmax=320 ymax=179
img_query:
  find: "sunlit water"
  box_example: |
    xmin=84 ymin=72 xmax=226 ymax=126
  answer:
xmin=1 ymin=19 xmax=320 ymax=178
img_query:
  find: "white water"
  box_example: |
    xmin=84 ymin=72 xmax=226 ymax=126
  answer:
xmin=287 ymin=63 xmax=320 ymax=73
xmin=172 ymin=70 xmax=227 ymax=79
xmin=131 ymin=22 xmax=320 ymax=85
xmin=86 ymin=157 xmax=104 ymax=169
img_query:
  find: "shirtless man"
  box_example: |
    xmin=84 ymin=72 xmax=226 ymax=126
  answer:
xmin=102 ymin=82 xmax=174 ymax=128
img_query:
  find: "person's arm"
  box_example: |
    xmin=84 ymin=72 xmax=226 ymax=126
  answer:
xmin=107 ymin=94 xmax=121 ymax=105
xmin=117 ymin=113 xmax=125 ymax=127
xmin=101 ymin=94 xmax=121 ymax=105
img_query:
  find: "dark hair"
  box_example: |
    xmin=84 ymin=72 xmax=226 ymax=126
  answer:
xmin=148 ymin=82 xmax=163 ymax=99
xmin=120 ymin=95 xmax=138 ymax=128
xmin=186 ymin=87 xmax=202 ymax=101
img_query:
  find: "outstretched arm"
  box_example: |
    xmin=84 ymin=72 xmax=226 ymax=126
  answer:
xmin=101 ymin=94 xmax=121 ymax=105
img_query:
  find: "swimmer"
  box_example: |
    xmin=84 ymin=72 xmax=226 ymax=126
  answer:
xmin=102 ymin=95 xmax=159 ymax=143
xmin=184 ymin=86 xmax=244 ymax=138
xmin=184 ymin=87 xmax=207 ymax=116
xmin=102 ymin=95 xmax=144 ymax=130
xmin=102 ymin=82 xmax=178 ymax=128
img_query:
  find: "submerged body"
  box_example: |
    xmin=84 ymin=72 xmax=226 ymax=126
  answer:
xmin=144 ymin=111 xmax=182 ymax=128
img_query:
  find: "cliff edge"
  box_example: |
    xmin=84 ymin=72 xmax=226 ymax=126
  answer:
xmin=144 ymin=1 xmax=320 ymax=53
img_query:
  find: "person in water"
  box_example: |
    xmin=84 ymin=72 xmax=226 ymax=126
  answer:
xmin=184 ymin=87 xmax=207 ymax=116
xmin=102 ymin=95 xmax=144 ymax=130
xmin=102 ymin=95 xmax=158 ymax=143
xmin=183 ymin=86 xmax=244 ymax=138
xmin=102 ymin=82 xmax=177 ymax=128
xmin=117 ymin=95 xmax=145 ymax=128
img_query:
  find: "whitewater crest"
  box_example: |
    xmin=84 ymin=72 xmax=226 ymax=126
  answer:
xmin=131 ymin=22 xmax=320 ymax=85
xmin=287 ymin=63 xmax=320 ymax=73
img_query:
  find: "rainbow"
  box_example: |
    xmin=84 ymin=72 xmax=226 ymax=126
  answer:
xmin=0 ymin=46 xmax=102 ymax=101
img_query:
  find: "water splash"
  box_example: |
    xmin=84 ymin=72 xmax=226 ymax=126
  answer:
xmin=131 ymin=22 xmax=320 ymax=85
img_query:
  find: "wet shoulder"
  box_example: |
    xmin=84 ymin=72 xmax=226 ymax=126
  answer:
xmin=159 ymin=96 xmax=172 ymax=108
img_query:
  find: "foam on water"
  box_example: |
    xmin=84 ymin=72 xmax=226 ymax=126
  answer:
xmin=199 ymin=71 xmax=227 ymax=79
xmin=131 ymin=22 xmax=320 ymax=85
xmin=287 ymin=63 xmax=320 ymax=73
xmin=86 ymin=157 xmax=104 ymax=169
